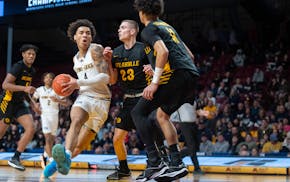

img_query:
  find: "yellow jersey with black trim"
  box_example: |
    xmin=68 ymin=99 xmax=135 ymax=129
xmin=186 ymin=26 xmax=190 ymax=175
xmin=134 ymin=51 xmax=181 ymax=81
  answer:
xmin=141 ymin=19 xmax=200 ymax=80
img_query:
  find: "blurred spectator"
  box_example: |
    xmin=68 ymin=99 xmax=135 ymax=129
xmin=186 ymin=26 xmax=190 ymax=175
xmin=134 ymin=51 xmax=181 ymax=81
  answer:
xmin=213 ymin=132 xmax=229 ymax=153
xmin=252 ymin=68 xmax=264 ymax=90
xmin=232 ymin=78 xmax=243 ymax=93
xmin=280 ymin=132 xmax=290 ymax=154
xmin=103 ymin=142 xmax=114 ymax=154
xmin=95 ymin=146 xmax=104 ymax=154
xmin=199 ymin=133 xmax=214 ymax=156
xmin=221 ymin=71 xmax=232 ymax=89
xmin=262 ymin=133 xmax=282 ymax=153
xmin=131 ymin=147 xmax=140 ymax=155
xmin=251 ymin=147 xmax=259 ymax=157
xmin=196 ymin=91 xmax=207 ymax=109
xmin=236 ymin=134 xmax=257 ymax=153
xmin=228 ymin=135 xmax=240 ymax=155
xmin=238 ymin=144 xmax=250 ymax=156
xmin=216 ymin=81 xmax=228 ymax=99
xmin=242 ymin=77 xmax=253 ymax=94
xmin=201 ymin=99 xmax=218 ymax=121
xmin=206 ymin=90 xmax=216 ymax=105
xmin=232 ymin=49 xmax=246 ymax=67
xmin=127 ymin=131 xmax=144 ymax=151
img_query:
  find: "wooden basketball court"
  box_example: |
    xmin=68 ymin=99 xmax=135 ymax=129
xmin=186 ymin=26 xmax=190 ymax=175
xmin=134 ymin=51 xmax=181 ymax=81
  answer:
xmin=0 ymin=166 xmax=289 ymax=182
xmin=1 ymin=153 xmax=290 ymax=181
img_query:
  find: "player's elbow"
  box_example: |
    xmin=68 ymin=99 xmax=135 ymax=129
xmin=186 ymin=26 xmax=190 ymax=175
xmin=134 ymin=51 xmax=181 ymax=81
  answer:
xmin=98 ymin=73 xmax=110 ymax=84
xmin=161 ymin=48 xmax=169 ymax=58
xmin=2 ymin=81 xmax=8 ymax=90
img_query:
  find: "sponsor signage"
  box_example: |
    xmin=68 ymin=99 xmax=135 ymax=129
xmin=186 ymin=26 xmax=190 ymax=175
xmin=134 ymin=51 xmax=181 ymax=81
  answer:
xmin=26 ymin=0 xmax=92 ymax=11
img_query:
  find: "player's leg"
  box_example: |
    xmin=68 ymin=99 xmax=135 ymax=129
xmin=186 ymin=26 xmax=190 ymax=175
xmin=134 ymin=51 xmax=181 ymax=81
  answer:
xmin=0 ymin=120 xmax=9 ymax=139
xmin=50 ymin=96 xmax=110 ymax=175
xmin=131 ymin=98 xmax=168 ymax=182
xmin=107 ymin=128 xmax=131 ymax=180
xmin=149 ymin=111 xmax=169 ymax=163
xmin=41 ymin=133 xmax=55 ymax=167
xmin=9 ymin=113 xmax=35 ymax=171
xmin=72 ymin=125 xmax=96 ymax=158
xmin=108 ymin=97 xmax=144 ymax=180
xmin=179 ymin=122 xmax=203 ymax=174
xmin=41 ymin=114 xmax=58 ymax=167
xmin=154 ymin=70 xmax=197 ymax=181
xmin=52 ymin=106 xmax=88 ymax=175
xmin=0 ymin=96 xmax=10 ymax=139
xmin=155 ymin=108 xmax=189 ymax=180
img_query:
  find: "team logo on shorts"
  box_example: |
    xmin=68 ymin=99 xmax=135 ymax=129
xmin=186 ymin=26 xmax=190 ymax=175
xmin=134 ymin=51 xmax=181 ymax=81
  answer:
xmin=4 ymin=118 xmax=10 ymax=124
xmin=116 ymin=117 xmax=122 ymax=124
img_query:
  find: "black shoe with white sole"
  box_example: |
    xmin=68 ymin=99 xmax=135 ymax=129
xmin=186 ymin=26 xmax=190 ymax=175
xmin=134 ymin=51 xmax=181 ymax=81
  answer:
xmin=135 ymin=161 xmax=169 ymax=182
xmin=154 ymin=162 xmax=188 ymax=182
xmin=8 ymin=157 xmax=25 ymax=171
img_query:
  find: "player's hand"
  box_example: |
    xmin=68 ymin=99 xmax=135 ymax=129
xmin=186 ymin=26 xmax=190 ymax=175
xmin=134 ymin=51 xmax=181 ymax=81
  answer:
xmin=143 ymin=64 xmax=154 ymax=76
xmin=32 ymin=102 xmax=42 ymax=115
xmin=24 ymin=86 xmax=36 ymax=94
xmin=103 ymin=47 xmax=113 ymax=62
xmin=197 ymin=109 xmax=209 ymax=117
xmin=50 ymin=96 xmax=58 ymax=102
xmin=142 ymin=83 xmax=158 ymax=100
xmin=61 ymin=74 xmax=78 ymax=93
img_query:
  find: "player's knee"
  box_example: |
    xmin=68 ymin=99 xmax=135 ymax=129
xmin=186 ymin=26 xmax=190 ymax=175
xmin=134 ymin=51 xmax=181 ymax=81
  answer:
xmin=70 ymin=119 xmax=83 ymax=130
xmin=27 ymin=126 xmax=36 ymax=136
xmin=113 ymin=134 xmax=123 ymax=144
xmin=156 ymin=109 xmax=170 ymax=125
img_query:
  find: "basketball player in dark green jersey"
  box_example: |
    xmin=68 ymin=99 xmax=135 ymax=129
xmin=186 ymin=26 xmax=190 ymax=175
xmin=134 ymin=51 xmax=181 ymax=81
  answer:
xmin=0 ymin=44 xmax=38 ymax=171
xmin=131 ymin=0 xmax=200 ymax=181
xmin=104 ymin=19 xmax=167 ymax=180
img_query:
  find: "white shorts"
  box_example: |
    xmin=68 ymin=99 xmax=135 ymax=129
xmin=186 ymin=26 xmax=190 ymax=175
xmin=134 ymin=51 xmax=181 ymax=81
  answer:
xmin=41 ymin=113 xmax=59 ymax=136
xmin=170 ymin=102 xmax=197 ymax=123
xmin=73 ymin=95 xmax=111 ymax=133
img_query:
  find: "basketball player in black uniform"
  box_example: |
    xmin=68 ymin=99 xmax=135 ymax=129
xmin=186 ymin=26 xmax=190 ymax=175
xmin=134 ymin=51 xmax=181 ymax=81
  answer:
xmin=131 ymin=0 xmax=200 ymax=181
xmin=104 ymin=19 xmax=167 ymax=180
xmin=0 ymin=44 xmax=38 ymax=171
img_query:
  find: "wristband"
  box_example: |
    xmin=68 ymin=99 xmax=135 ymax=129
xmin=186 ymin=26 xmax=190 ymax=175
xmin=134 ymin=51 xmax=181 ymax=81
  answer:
xmin=152 ymin=67 xmax=163 ymax=84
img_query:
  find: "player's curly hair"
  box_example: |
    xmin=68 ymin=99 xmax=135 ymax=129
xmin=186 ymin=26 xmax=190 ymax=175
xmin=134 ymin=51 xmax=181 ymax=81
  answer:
xmin=42 ymin=72 xmax=55 ymax=82
xmin=67 ymin=19 xmax=96 ymax=41
xmin=133 ymin=0 xmax=164 ymax=16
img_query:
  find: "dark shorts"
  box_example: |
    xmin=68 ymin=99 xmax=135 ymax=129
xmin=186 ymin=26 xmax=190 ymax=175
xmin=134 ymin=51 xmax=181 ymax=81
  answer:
xmin=134 ymin=69 xmax=198 ymax=116
xmin=0 ymin=96 xmax=31 ymax=124
xmin=115 ymin=97 xmax=140 ymax=131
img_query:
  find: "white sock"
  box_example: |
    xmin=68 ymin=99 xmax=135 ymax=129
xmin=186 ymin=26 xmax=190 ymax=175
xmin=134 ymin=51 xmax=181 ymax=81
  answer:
xmin=65 ymin=149 xmax=72 ymax=158
xmin=49 ymin=157 xmax=54 ymax=162
xmin=43 ymin=151 xmax=48 ymax=158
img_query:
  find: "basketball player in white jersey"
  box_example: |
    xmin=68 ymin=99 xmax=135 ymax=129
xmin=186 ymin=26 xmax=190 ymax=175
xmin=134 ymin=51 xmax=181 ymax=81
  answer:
xmin=33 ymin=72 xmax=71 ymax=167
xmin=43 ymin=19 xmax=111 ymax=178
xmin=170 ymin=102 xmax=204 ymax=174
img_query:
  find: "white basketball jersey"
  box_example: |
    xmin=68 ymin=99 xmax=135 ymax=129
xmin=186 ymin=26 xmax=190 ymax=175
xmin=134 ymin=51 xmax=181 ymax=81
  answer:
xmin=33 ymin=86 xmax=60 ymax=114
xmin=73 ymin=45 xmax=111 ymax=98
xmin=170 ymin=102 xmax=197 ymax=122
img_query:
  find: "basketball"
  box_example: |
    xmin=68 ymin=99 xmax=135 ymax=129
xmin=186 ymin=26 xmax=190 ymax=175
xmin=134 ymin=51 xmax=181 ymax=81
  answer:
xmin=52 ymin=74 xmax=72 ymax=97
